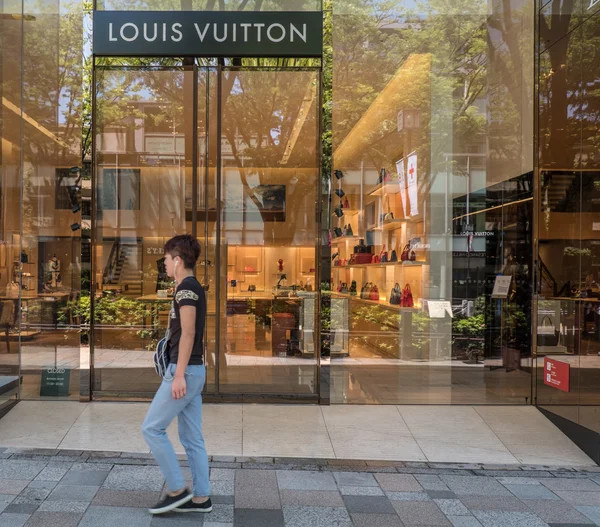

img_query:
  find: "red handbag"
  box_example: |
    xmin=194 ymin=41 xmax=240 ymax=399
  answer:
xmin=373 ymin=255 xmax=380 ymax=264
xmin=369 ymin=284 xmax=380 ymax=301
xmin=354 ymin=253 xmax=373 ymax=264
xmin=400 ymin=243 xmax=410 ymax=261
xmin=337 ymin=281 xmax=343 ymax=292
xmin=401 ymin=284 xmax=414 ymax=307
xmin=344 ymin=197 xmax=350 ymax=208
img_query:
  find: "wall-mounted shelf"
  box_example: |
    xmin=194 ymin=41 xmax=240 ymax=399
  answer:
xmin=332 ymin=209 xmax=360 ymax=217
xmin=332 ymin=292 xmax=420 ymax=311
xmin=331 ymin=235 xmax=361 ymax=245
xmin=368 ymin=182 xmax=400 ymax=197
xmin=333 ymin=261 xmax=427 ymax=269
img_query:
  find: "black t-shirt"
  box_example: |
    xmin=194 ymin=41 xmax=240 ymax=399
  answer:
xmin=167 ymin=276 xmax=206 ymax=365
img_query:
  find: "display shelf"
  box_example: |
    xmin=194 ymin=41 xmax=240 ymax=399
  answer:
xmin=333 ymin=261 xmax=427 ymax=269
xmin=331 ymin=235 xmax=361 ymax=244
xmin=332 ymin=209 xmax=360 ymax=217
xmin=332 ymin=292 xmax=420 ymax=310
xmin=368 ymin=182 xmax=400 ymax=196
xmin=369 ymin=218 xmax=423 ymax=231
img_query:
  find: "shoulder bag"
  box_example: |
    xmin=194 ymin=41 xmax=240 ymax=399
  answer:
xmin=369 ymin=284 xmax=380 ymax=301
xmin=390 ymin=283 xmax=401 ymax=305
xmin=153 ymin=299 xmax=174 ymax=378
xmin=401 ymin=284 xmax=414 ymax=308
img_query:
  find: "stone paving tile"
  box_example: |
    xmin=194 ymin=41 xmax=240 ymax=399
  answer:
xmin=333 ymin=471 xmax=379 ymax=487
xmin=203 ymin=523 xmax=233 ymax=527
xmin=208 ymin=504 xmax=234 ymax=523
xmin=92 ymin=490 xmax=160 ymax=508
xmin=210 ymin=480 xmax=234 ymax=496
xmin=385 ymin=491 xmax=431 ymax=501
xmin=210 ymin=468 xmax=235 ymax=482
xmin=350 ymin=513 xmax=405 ymax=526
xmin=460 ymin=496 xmax=531 ymax=512
xmin=505 ymin=483 xmax=560 ymax=500
xmin=447 ymin=517 xmax=483 ymax=527
xmin=282 ymin=505 xmax=353 ymax=527
xmin=276 ymin=470 xmax=337 ymax=491
xmin=34 ymin=465 xmax=71 ymax=482
xmin=150 ymin=513 xmax=209 ymax=526
xmin=79 ymin=506 xmax=151 ymax=527
xmin=434 ymin=499 xmax=471 ymax=516
xmin=102 ymin=466 xmax=164 ymax=492
xmin=391 ymin=501 xmax=451 ymax=526
xmin=342 ymin=495 xmax=396 ymax=514
xmin=542 ymin=478 xmax=600 ymax=491
xmin=234 ymin=508 xmax=285 ymax=527
xmin=0 ymin=461 xmax=46 ymax=480
xmin=4 ymin=503 xmax=38 ymax=514
xmin=472 ymin=510 xmax=550 ymax=527
xmin=235 ymin=470 xmax=280 ymax=509
xmin=0 ymin=480 xmax=30 ymax=495
xmin=280 ymin=490 xmax=344 ymax=507
xmin=441 ymin=476 xmax=512 ymax=497
xmin=416 ymin=475 xmax=450 ymax=491
xmin=497 ymin=477 xmax=541 ymax=485
xmin=375 ymin=474 xmax=423 ymax=492
xmin=428 ymin=490 xmax=458 ymax=499
xmin=339 ymin=486 xmax=385 ymax=496
xmin=27 ymin=480 xmax=58 ymax=490
xmin=46 ymin=484 xmax=99 ymax=502
xmin=0 ymin=496 xmax=12 ymax=515
xmin=60 ymin=469 xmax=111 ymax=487
xmin=23 ymin=511 xmax=83 ymax=527
xmin=37 ymin=500 xmax=89 ymax=513
xmin=0 ymin=512 xmax=30 ymax=527
xmin=575 ymin=506 xmax=600 ymax=525
xmin=213 ymin=495 xmax=234 ymax=505
xmin=13 ymin=486 xmax=52 ymax=505
xmin=523 ymin=499 xmax=595 ymax=524
xmin=555 ymin=491 xmax=600 ymax=506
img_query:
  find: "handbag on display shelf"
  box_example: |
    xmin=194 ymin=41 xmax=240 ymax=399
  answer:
xmin=349 ymin=254 xmax=357 ymax=265
xmin=369 ymin=284 xmax=380 ymax=301
xmin=384 ymin=169 xmax=392 ymax=182
xmin=334 ymin=169 xmax=344 ymax=180
xmin=401 ymin=284 xmax=414 ymax=307
xmin=334 ymin=227 xmax=343 ymax=237
xmin=390 ymin=249 xmax=398 ymax=262
xmin=349 ymin=280 xmax=357 ymax=295
xmin=410 ymin=249 xmax=416 ymax=261
xmin=373 ymin=254 xmax=380 ymax=264
xmin=344 ymin=197 xmax=350 ymax=209
xmin=354 ymin=239 xmax=370 ymax=254
xmin=334 ymin=204 xmax=344 ymax=217
xmin=400 ymin=243 xmax=411 ymax=261
xmin=346 ymin=224 xmax=354 ymax=236
xmin=377 ymin=168 xmax=385 ymax=184
xmin=354 ymin=253 xmax=373 ymax=264
xmin=390 ymin=283 xmax=402 ymax=305
xmin=360 ymin=282 xmax=372 ymax=299
xmin=337 ymin=281 xmax=343 ymax=292
xmin=331 ymin=252 xmax=339 ymax=261
xmin=380 ymin=194 xmax=394 ymax=224
xmin=537 ymin=315 xmax=559 ymax=346
xmin=340 ymin=282 xmax=349 ymax=294
xmin=342 ymin=257 xmax=348 ymax=266
xmin=380 ymin=245 xmax=388 ymax=263
xmin=335 ymin=188 xmax=345 ymax=198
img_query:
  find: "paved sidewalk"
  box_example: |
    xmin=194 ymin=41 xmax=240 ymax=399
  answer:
xmin=0 ymin=449 xmax=597 ymax=526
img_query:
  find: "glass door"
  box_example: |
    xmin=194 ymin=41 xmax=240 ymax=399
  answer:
xmin=216 ymin=68 xmax=321 ymax=398
xmin=93 ymin=65 xmax=215 ymax=397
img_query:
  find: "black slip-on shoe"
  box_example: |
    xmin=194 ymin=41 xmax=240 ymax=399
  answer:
xmin=148 ymin=489 xmax=193 ymax=515
xmin=175 ymin=497 xmax=213 ymax=513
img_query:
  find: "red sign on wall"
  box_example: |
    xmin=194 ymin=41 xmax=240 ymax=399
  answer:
xmin=543 ymin=358 xmax=570 ymax=392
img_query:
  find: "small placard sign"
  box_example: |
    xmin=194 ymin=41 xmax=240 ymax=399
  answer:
xmin=427 ymin=301 xmax=453 ymax=318
xmin=543 ymin=358 xmax=570 ymax=392
xmin=40 ymin=368 xmax=70 ymax=397
xmin=491 ymin=275 xmax=512 ymax=298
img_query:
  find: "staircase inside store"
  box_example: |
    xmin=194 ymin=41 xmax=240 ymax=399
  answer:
xmin=103 ymin=242 xmax=142 ymax=296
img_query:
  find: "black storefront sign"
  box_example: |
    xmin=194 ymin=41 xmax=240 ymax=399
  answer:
xmin=40 ymin=368 xmax=71 ymax=397
xmin=93 ymin=11 xmax=323 ymax=58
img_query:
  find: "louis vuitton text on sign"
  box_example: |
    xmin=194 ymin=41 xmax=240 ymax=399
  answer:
xmin=93 ymin=11 xmax=323 ymax=57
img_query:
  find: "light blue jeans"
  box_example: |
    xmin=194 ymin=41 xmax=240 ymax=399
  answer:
xmin=142 ymin=363 xmax=210 ymax=497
